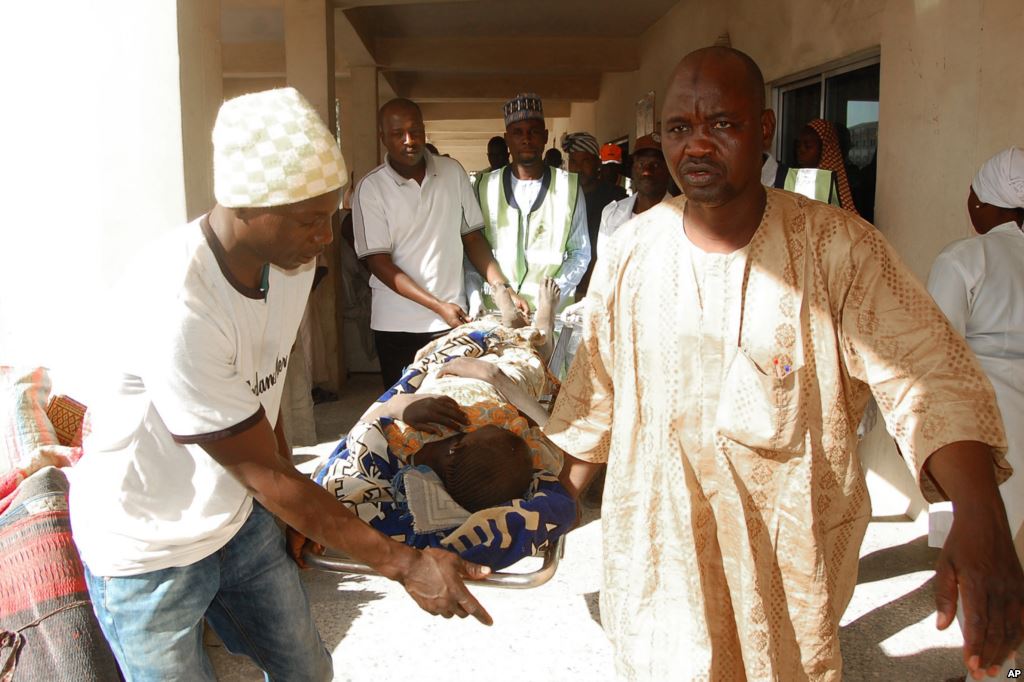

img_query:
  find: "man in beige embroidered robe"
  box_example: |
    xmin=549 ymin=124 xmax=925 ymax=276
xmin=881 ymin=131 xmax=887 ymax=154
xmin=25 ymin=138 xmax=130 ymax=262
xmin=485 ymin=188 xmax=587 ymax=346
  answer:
xmin=544 ymin=47 xmax=1024 ymax=681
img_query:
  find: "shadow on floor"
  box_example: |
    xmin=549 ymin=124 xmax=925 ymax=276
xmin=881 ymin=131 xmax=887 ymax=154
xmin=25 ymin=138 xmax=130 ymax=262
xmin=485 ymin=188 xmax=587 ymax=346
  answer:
xmin=857 ymin=534 xmax=938 ymax=584
xmin=840 ymin=576 xmax=961 ymax=679
xmin=584 ymin=590 xmax=601 ymax=626
xmin=870 ymin=514 xmax=918 ymax=523
xmin=301 ymin=572 xmax=386 ymax=651
xmin=207 ymin=572 xmax=385 ymax=680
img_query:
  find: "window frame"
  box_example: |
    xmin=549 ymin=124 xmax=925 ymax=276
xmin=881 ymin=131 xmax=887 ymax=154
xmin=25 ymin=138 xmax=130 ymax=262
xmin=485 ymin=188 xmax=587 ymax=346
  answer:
xmin=770 ymin=49 xmax=881 ymax=160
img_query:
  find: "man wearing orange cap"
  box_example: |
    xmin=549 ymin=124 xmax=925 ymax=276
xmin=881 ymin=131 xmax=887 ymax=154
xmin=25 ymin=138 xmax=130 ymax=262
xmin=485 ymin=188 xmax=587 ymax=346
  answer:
xmin=599 ymin=142 xmax=631 ymax=194
xmin=596 ymin=133 xmax=671 ymax=256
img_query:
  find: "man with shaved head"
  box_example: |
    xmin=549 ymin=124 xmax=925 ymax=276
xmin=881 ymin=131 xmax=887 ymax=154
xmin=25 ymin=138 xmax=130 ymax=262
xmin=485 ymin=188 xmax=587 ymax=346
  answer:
xmin=354 ymin=98 xmax=524 ymax=387
xmin=546 ymin=47 xmax=1023 ymax=680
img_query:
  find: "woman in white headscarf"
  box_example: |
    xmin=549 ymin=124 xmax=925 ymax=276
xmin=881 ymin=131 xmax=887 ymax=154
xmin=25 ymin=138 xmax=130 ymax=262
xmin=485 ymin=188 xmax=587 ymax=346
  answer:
xmin=927 ymin=146 xmax=1024 ymax=674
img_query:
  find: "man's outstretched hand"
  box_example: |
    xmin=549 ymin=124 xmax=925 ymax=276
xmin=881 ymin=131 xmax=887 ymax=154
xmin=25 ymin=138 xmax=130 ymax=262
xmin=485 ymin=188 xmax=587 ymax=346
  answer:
xmin=398 ymin=547 xmax=493 ymax=625
xmin=927 ymin=441 xmax=1024 ymax=679
xmin=934 ymin=503 xmax=1024 ymax=679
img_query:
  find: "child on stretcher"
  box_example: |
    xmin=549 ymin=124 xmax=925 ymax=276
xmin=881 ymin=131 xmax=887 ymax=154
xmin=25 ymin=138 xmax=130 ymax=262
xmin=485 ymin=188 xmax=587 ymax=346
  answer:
xmin=298 ymin=278 xmax=574 ymax=570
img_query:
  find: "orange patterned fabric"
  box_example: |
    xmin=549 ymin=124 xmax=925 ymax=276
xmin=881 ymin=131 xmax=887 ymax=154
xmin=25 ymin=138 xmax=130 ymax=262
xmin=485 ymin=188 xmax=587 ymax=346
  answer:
xmin=545 ymin=191 xmax=1008 ymax=680
xmin=806 ymin=118 xmax=859 ymax=215
xmin=384 ymin=399 xmax=555 ymax=472
xmin=46 ymin=395 xmax=87 ymax=448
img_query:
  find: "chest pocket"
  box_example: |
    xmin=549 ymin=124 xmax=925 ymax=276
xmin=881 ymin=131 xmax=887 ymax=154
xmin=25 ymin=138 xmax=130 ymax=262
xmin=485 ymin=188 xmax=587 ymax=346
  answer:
xmin=714 ymin=346 xmax=805 ymax=455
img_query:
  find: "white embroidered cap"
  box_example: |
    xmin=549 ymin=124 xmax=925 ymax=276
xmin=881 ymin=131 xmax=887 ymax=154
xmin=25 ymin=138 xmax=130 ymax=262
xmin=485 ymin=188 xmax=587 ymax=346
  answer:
xmin=213 ymin=87 xmax=347 ymax=208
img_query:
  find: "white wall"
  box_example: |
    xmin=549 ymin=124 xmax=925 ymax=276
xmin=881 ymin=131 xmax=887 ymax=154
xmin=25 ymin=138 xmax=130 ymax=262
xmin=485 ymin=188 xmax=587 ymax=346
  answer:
xmin=0 ymin=1 xmax=220 ymax=392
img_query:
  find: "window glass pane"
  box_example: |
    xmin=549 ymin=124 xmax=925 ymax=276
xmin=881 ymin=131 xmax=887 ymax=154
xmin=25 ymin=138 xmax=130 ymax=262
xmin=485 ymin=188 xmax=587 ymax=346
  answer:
xmin=779 ymin=82 xmax=821 ymax=169
xmin=825 ymin=63 xmax=879 ymax=220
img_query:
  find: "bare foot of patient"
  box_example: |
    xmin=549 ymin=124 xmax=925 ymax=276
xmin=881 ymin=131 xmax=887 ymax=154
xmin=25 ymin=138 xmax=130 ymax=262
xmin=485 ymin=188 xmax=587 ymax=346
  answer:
xmin=493 ymin=283 xmax=527 ymax=329
xmin=534 ymin=277 xmax=560 ymax=360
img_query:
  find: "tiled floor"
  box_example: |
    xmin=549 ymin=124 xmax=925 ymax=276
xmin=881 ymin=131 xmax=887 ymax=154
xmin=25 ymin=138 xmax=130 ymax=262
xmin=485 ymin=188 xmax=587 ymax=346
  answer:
xmin=206 ymin=372 xmax=987 ymax=681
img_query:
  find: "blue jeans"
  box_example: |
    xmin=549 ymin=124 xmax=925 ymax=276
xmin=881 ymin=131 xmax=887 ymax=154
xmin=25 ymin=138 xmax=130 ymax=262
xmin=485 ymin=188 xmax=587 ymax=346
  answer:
xmin=84 ymin=503 xmax=333 ymax=682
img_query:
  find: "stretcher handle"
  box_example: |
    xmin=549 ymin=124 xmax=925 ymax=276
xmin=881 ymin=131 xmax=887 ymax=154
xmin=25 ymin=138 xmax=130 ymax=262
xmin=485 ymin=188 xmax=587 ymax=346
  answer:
xmin=303 ymin=534 xmax=565 ymax=590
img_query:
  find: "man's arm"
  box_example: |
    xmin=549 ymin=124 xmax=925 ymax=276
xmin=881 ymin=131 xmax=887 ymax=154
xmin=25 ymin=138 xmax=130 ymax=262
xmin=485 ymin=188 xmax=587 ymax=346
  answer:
xmin=557 ymin=452 xmax=604 ymax=500
xmin=436 ymin=356 xmax=547 ymax=425
xmin=923 ymin=441 xmax=1023 ymax=679
xmin=364 ymin=253 xmax=469 ymax=328
xmin=201 ymin=417 xmax=491 ymax=624
xmin=461 ymin=230 xmax=528 ymax=314
xmin=556 ymin=190 xmax=591 ymax=302
xmin=273 ymin=415 xmax=291 ymax=465
xmin=837 ymin=227 xmax=1021 ymax=677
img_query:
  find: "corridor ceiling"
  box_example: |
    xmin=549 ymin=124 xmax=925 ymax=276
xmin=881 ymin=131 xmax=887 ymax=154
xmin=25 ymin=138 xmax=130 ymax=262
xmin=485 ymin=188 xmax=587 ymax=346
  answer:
xmin=221 ymin=0 xmax=678 ymax=116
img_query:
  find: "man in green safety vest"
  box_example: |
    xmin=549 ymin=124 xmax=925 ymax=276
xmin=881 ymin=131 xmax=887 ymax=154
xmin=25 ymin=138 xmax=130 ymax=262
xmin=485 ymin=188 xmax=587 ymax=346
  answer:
xmin=474 ymin=93 xmax=590 ymax=314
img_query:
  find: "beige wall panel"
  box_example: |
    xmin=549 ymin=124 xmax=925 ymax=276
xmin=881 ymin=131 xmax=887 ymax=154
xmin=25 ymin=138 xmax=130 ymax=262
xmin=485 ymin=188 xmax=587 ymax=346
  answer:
xmin=730 ymin=0 xmax=884 ymax=81
xmin=876 ymin=0 xmax=981 ymax=278
xmin=974 ymin=0 xmax=1024 ymax=203
xmin=567 ymin=102 xmax=597 ymax=142
xmin=590 ymin=0 xmax=729 ymax=144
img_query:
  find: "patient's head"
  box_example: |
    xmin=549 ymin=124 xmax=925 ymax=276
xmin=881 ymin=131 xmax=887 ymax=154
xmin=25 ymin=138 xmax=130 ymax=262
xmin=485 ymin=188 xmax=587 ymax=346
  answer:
xmin=429 ymin=425 xmax=533 ymax=512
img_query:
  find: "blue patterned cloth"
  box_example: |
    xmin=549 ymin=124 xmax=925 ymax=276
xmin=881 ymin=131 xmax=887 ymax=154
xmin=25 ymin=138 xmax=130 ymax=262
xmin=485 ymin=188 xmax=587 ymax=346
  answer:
xmin=311 ymin=325 xmax=575 ymax=570
xmin=312 ymin=421 xmax=575 ymax=570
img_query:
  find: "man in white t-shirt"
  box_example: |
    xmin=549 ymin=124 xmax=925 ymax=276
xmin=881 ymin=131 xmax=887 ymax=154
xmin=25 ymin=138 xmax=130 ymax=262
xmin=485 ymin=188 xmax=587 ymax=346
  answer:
xmin=354 ymin=98 xmax=525 ymax=387
xmin=70 ymin=88 xmax=493 ymax=681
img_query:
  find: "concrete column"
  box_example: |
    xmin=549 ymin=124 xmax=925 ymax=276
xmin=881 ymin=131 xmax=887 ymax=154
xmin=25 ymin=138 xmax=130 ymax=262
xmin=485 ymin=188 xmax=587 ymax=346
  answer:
xmin=0 ymin=1 xmax=217 ymax=383
xmin=347 ymin=66 xmax=381 ymax=183
xmin=285 ymin=0 xmax=335 ymax=124
xmin=178 ymin=0 xmax=223 ymax=221
xmin=281 ymin=0 xmax=345 ymax=440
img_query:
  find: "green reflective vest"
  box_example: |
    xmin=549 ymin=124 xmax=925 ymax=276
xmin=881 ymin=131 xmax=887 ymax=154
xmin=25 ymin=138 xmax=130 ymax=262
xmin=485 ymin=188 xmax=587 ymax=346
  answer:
xmin=783 ymin=167 xmax=840 ymax=207
xmin=476 ymin=166 xmax=579 ymax=311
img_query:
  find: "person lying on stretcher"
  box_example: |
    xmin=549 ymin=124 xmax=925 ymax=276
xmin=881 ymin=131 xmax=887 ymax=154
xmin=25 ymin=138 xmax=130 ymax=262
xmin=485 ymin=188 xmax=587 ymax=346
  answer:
xmin=294 ymin=279 xmax=575 ymax=570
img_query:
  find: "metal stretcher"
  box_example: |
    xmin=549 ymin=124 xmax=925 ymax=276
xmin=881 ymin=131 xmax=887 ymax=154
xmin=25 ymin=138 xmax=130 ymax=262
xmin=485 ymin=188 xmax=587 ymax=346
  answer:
xmin=305 ymin=311 xmax=582 ymax=589
xmin=304 ymin=535 xmax=566 ymax=589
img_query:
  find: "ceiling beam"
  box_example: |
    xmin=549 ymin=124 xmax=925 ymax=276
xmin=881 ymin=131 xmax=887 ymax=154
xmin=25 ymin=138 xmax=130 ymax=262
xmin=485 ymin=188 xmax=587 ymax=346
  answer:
xmin=375 ymin=36 xmax=638 ymax=74
xmin=333 ymin=8 xmax=376 ymax=69
xmin=390 ymin=72 xmax=601 ymax=101
xmin=419 ymin=100 xmax=570 ymax=120
xmin=334 ymin=0 xmax=478 ymax=6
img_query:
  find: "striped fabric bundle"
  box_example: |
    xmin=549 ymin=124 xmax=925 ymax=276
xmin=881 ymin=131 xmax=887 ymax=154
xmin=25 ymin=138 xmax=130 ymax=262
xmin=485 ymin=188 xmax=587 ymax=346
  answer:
xmin=0 ymin=468 xmax=118 ymax=680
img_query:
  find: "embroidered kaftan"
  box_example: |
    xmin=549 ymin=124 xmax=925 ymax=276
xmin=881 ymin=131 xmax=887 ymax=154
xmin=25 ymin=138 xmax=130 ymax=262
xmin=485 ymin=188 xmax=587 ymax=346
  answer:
xmin=545 ymin=189 xmax=1010 ymax=681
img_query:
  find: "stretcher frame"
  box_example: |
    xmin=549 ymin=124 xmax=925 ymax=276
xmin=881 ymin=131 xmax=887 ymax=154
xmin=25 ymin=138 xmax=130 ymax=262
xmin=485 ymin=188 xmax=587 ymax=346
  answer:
xmin=304 ymin=534 xmax=566 ymax=589
xmin=306 ymin=316 xmax=580 ymax=589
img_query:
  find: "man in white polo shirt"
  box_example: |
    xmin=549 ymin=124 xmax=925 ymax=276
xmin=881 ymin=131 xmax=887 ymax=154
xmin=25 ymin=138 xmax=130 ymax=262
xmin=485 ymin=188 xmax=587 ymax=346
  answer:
xmin=70 ymin=88 xmax=493 ymax=681
xmin=354 ymin=98 xmax=524 ymax=387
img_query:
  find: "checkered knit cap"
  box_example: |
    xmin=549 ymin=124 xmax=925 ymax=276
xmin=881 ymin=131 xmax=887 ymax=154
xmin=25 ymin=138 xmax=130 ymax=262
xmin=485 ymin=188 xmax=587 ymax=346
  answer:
xmin=213 ymin=88 xmax=347 ymax=208
xmin=503 ymin=93 xmax=544 ymax=128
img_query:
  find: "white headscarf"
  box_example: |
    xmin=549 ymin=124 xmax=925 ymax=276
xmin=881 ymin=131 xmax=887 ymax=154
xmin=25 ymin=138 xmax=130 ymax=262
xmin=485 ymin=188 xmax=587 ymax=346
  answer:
xmin=972 ymin=146 xmax=1024 ymax=209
